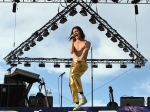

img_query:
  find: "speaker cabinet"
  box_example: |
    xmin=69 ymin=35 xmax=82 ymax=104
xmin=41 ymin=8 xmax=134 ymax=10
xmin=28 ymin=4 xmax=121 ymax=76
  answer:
xmin=0 ymin=84 xmax=26 ymax=107
xmin=147 ymin=97 xmax=150 ymax=107
xmin=29 ymin=96 xmax=53 ymax=107
xmin=120 ymin=97 xmax=144 ymax=106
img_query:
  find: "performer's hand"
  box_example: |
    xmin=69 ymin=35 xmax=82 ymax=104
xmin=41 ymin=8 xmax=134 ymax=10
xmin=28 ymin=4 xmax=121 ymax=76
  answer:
xmin=70 ymin=34 xmax=76 ymax=40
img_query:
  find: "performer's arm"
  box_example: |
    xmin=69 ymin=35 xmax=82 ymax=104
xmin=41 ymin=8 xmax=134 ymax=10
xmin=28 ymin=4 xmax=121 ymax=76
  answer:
xmin=79 ymin=41 xmax=91 ymax=60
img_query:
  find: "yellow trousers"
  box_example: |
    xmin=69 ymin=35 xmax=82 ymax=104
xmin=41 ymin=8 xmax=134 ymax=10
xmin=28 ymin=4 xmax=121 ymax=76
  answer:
xmin=69 ymin=60 xmax=88 ymax=103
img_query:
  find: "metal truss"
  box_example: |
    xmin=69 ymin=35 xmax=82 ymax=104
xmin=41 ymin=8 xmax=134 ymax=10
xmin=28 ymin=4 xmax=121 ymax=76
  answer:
xmin=1 ymin=0 xmax=150 ymax=4
xmin=9 ymin=57 xmax=136 ymax=64
xmin=3 ymin=0 xmax=147 ymax=67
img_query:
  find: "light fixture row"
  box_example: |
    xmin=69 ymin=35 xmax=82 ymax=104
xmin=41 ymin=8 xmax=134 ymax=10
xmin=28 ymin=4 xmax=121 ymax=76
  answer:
xmin=8 ymin=61 xmax=141 ymax=69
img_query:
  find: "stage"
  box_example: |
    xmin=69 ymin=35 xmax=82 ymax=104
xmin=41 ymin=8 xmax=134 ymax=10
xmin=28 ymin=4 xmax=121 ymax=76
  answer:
xmin=0 ymin=106 xmax=150 ymax=112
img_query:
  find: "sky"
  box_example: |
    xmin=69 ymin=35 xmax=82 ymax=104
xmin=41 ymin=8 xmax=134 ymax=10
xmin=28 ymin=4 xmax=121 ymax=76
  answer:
xmin=0 ymin=1 xmax=150 ymax=108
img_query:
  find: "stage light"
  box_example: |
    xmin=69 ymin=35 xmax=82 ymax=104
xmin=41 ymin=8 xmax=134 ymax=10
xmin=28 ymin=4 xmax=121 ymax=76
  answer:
xmin=140 ymin=60 xmax=145 ymax=66
xmin=12 ymin=2 xmax=17 ymax=13
xmin=24 ymin=44 xmax=30 ymax=51
xmin=51 ymin=23 xmax=58 ymax=31
xmin=30 ymin=40 xmax=36 ymax=47
xmin=65 ymin=63 xmax=71 ymax=68
xmin=79 ymin=8 xmax=87 ymax=16
xmin=69 ymin=8 xmax=77 ymax=16
xmin=54 ymin=63 xmax=60 ymax=68
xmin=118 ymin=42 xmax=124 ymax=48
xmin=106 ymin=63 xmax=112 ymax=68
xmin=129 ymin=52 xmax=134 ymax=58
xmin=11 ymin=62 xmax=17 ymax=66
xmin=134 ymin=64 xmax=141 ymax=68
xmin=60 ymin=16 xmax=67 ymax=24
xmin=92 ymin=62 xmax=98 ymax=68
xmin=111 ymin=36 xmax=117 ymax=42
xmin=120 ymin=63 xmax=127 ymax=68
xmin=12 ymin=54 xmax=17 ymax=60
xmin=15 ymin=0 xmax=20 ymax=3
xmin=97 ymin=24 xmax=105 ymax=31
xmin=6 ymin=60 xmax=11 ymax=65
xmin=131 ymin=0 xmax=140 ymax=4
xmin=112 ymin=0 xmax=118 ymax=3
xmin=106 ymin=31 xmax=111 ymax=38
xmin=91 ymin=0 xmax=98 ymax=3
xmin=37 ymin=35 xmax=43 ymax=42
xmin=18 ymin=49 xmax=24 ymax=56
xmin=39 ymin=62 xmax=45 ymax=67
xmin=24 ymin=62 xmax=31 ymax=67
xmin=89 ymin=15 xmax=96 ymax=24
xmin=123 ymin=47 xmax=129 ymax=52
xmin=43 ymin=29 xmax=49 ymax=37
xmin=66 ymin=0 xmax=75 ymax=3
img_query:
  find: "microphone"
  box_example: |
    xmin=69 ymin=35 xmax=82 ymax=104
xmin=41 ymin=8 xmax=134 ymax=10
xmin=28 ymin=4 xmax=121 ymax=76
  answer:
xmin=59 ymin=72 xmax=65 ymax=77
xmin=70 ymin=35 xmax=77 ymax=39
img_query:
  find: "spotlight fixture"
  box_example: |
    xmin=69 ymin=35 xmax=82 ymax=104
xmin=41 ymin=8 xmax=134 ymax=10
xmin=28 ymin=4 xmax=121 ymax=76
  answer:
xmin=12 ymin=54 xmax=17 ymax=60
xmin=18 ymin=49 xmax=24 ymax=56
xmin=24 ymin=62 xmax=31 ymax=67
xmin=39 ymin=62 xmax=45 ymax=67
xmin=97 ymin=24 xmax=105 ymax=31
xmin=112 ymin=0 xmax=118 ymax=3
xmin=129 ymin=52 xmax=134 ymax=58
xmin=69 ymin=8 xmax=77 ymax=16
xmin=34 ymin=31 xmax=39 ymax=38
xmin=66 ymin=0 xmax=75 ymax=3
xmin=79 ymin=8 xmax=87 ymax=16
xmin=15 ymin=0 xmax=20 ymax=3
xmin=106 ymin=31 xmax=111 ymax=38
xmin=140 ymin=60 xmax=145 ymax=66
xmin=134 ymin=64 xmax=141 ymax=68
xmin=37 ymin=35 xmax=43 ymax=42
xmin=12 ymin=2 xmax=17 ymax=13
xmin=11 ymin=62 xmax=17 ymax=67
xmin=60 ymin=16 xmax=67 ymax=24
xmin=120 ymin=63 xmax=127 ymax=68
xmin=106 ymin=63 xmax=112 ymax=68
xmin=51 ymin=23 xmax=58 ymax=31
xmin=54 ymin=63 xmax=60 ymax=68
xmin=24 ymin=44 xmax=30 ymax=51
xmin=43 ymin=29 xmax=49 ymax=37
xmin=131 ymin=0 xmax=140 ymax=4
xmin=91 ymin=0 xmax=98 ymax=3
xmin=123 ymin=47 xmax=129 ymax=52
xmin=111 ymin=36 xmax=117 ymax=42
xmin=92 ymin=62 xmax=98 ymax=68
xmin=65 ymin=63 xmax=71 ymax=68
xmin=30 ymin=40 xmax=36 ymax=47
xmin=118 ymin=42 xmax=124 ymax=48
xmin=6 ymin=60 xmax=12 ymax=65
xmin=89 ymin=15 xmax=96 ymax=24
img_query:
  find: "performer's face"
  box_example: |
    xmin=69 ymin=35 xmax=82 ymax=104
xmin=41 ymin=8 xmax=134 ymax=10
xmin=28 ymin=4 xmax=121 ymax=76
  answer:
xmin=73 ymin=28 xmax=81 ymax=40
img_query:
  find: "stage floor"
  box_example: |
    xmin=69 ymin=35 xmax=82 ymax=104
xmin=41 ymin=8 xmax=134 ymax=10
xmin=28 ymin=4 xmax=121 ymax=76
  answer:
xmin=0 ymin=106 xmax=150 ymax=112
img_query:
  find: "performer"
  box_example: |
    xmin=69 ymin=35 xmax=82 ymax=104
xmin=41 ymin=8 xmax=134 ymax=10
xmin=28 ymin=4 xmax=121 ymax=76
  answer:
xmin=69 ymin=26 xmax=91 ymax=111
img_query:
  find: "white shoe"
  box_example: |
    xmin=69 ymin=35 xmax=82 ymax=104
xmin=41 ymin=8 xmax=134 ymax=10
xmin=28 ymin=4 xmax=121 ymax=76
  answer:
xmin=79 ymin=96 xmax=87 ymax=105
xmin=73 ymin=104 xmax=81 ymax=111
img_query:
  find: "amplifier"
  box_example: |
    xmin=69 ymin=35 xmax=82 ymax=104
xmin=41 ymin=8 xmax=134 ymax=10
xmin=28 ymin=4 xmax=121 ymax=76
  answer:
xmin=147 ymin=97 xmax=150 ymax=106
xmin=29 ymin=95 xmax=53 ymax=107
xmin=4 ymin=75 xmax=24 ymax=84
xmin=120 ymin=97 xmax=144 ymax=106
xmin=0 ymin=83 xmax=26 ymax=107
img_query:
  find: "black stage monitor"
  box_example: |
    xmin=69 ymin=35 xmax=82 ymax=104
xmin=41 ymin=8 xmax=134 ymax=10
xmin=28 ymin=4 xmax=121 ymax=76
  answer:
xmin=120 ymin=97 xmax=144 ymax=106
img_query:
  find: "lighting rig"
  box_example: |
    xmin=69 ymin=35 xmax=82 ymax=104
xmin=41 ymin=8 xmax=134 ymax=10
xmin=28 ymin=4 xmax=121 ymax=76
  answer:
xmin=4 ymin=0 xmax=148 ymax=69
xmin=2 ymin=0 xmax=149 ymax=4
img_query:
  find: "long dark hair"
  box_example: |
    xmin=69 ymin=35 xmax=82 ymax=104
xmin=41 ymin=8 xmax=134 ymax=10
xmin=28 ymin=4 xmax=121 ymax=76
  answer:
xmin=69 ymin=26 xmax=85 ymax=41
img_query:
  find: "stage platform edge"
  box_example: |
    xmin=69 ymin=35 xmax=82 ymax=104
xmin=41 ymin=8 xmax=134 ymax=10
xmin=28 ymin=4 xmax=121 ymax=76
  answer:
xmin=0 ymin=106 xmax=150 ymax=112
